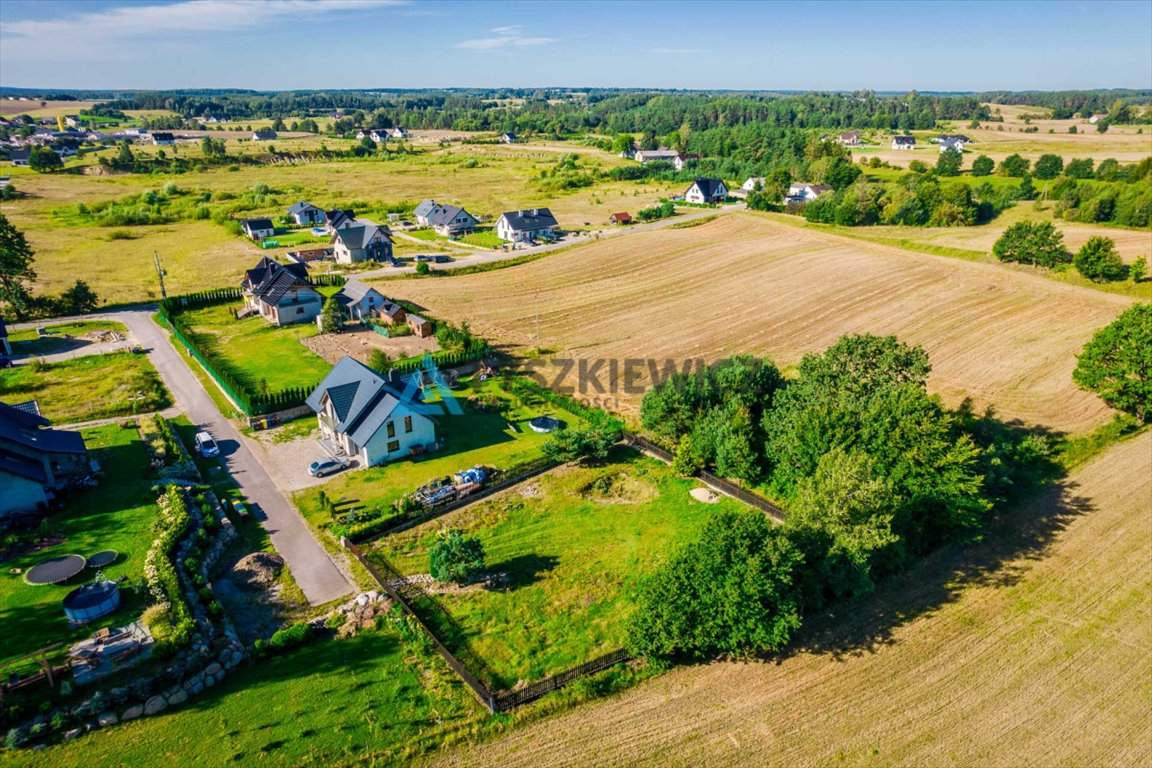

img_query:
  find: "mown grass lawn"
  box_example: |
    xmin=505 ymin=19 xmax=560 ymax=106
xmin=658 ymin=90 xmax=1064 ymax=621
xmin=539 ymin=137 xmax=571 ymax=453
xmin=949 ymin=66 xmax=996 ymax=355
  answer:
xmin=458 ymin=227 xmax=504 ymax=248
xmin=0 ymin=352 xmax=172 ymax=424
xmin=0 ymin=423 xmax=158 ymax=672
xmin=179 ymin=302 xmax=332 ymax=394
xmin=294 ymin=378 xmax=579 ymax=538
xmin=367 ymin=449 xmax=745 ymax=689
xmin=9 ymin=627 xmax=484 ymax=768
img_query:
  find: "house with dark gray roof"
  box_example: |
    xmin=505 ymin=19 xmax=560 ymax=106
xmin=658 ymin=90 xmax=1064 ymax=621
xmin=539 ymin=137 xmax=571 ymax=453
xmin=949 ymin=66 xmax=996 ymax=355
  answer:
xmin=241 ymin=217 xmax=275 ymax=241
xmin=241 ymin=256 xmax=323 ymax=326
xmin=333 ymin=279 xmax=387 ymax=321
xmin=330 ymin=221 xmax=394 ymax=265
xmin=495 ymin=208 xmax=559 ymax=242
xmin=9 ymin=148 xmax=31 ymax=167
xmin=413 ymin=199 xmax=479 ymax=236
xmin=324 ymin=208 xmax=358 ymax=233
xmin=500 ymin=132 xmax=517 ymax=144
xmin=891 ymin=135 xmax=916 ymax=150
xmin=306 ymin=356 xmax=437 ymax=467
xmin=287 ymin=201 xmax=325 ymax=226
xmin=253 ymin=128 xmax=277 ymax=141
xmin=1 ymin=400 xmax=90 ymax=516
xmin=684 ymin=178 xmax=728 ymax=204
xmin=151 ymin=132 xmax=175 ymax=145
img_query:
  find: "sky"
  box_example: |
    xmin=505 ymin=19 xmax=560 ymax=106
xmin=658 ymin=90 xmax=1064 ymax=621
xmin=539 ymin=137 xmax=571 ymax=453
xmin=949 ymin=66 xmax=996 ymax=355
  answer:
xmin=0 ymin=0 xmax=1150 ymax=92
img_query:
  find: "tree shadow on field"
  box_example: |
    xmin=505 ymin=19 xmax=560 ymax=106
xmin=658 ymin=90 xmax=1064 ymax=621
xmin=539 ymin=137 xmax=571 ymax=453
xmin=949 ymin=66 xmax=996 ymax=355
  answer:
xmin=489 ymin=553 xmax=559 ymax=590
xmin=779 ymin=420 xmax=1099 ymax=664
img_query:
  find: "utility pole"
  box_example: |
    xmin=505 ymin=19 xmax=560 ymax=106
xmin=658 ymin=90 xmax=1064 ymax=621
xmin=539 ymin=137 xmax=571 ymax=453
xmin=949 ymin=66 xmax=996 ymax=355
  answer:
xmin=534 ymin=290 xmax=540 ymax=346
xmin=153 ymin=251 xmax=167 ymax=300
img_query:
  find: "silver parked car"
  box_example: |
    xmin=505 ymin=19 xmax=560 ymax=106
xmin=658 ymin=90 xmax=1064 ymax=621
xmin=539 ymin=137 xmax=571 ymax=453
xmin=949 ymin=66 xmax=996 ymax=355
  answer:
xmin=308 ymin=457 xmax=348 ymax=477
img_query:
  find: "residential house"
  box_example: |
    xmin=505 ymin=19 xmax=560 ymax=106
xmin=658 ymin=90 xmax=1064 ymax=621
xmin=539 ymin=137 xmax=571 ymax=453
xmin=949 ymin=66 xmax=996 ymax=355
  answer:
xmin=325 ymin=209 xmax=358 ymax=233
xmin=742 ymin=177 xmax=767 ymax=191
xmin=253 ymin=128 xmax=277 ymax=141
xmin=414 ymin=199 xmax=479 ymax=236
xmin=330 ymin=221 xmax=394 ymax=265
xmin=634 ymin=148 xmax=679 ymax=164
xmin=64 ymin=115 xmax=82 ymax=128
xmin=495 ymin=208 xmax=560 ymax=242
xmin=609 ymin=212 xmax=632 ymax=225
xmin=287 ymin=201 xmax=325 ymax=226
xmin=240 ymin=256 xmax=324 ymax=326
xmin=891 ymin=136 xmax=916 ymax=150
xmin=306 ymin=356 xmax=437 ymax=467
xmin=333 ymin=279 xmax=387 ymax=321
xmin=933 ymin=134 xmax=972 ymax=145
xmin=786 ymin=182 xmax=833 ymax=204
xmin=387 ymin=127 xmax=410 ymax=139
xmin=151 ymin=132 xmax=175 ymax=146
xmin=684 ymin=178 xmax=728 ymax=204
xmin=674 ymin=153 xmax=700 ymax=171
xmin=0 ymin=401 xmax=90 ymax=517
xmin=1088 ymin=114 xmax=1104 ymax=124
xmin=499 ymin=132 xmax=517 ymax=144
xmin=9 ymin=148 xmax=30 ymax=167
xmin=356 ymin=128 xmax=388 ymax=143
xmin=939 ymin=139 xmax=966 ymax=153
xmin=838 ymin=131 xmax=862 ymax=146
xmin=241 ymin=217 xmax=276 ymax=241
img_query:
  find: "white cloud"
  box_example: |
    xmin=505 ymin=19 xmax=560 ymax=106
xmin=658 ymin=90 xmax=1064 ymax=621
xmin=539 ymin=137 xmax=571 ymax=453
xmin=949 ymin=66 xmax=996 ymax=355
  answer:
xmin=456 ymin=25 xmax=554 ymax=51
xmin=0 ymin=0 xmax=403 ymax=62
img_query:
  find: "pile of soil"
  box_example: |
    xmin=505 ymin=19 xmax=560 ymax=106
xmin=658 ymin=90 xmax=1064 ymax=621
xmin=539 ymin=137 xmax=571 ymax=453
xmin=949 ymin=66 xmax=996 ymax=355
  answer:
xmin=230 ymin=552 xmax=284 ymax=590
xmin=581 ymin=472 xmax=658 ymax=504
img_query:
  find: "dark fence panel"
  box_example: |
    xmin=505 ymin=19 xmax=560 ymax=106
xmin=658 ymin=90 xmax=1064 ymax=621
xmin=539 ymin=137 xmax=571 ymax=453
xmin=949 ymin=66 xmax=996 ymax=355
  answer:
xmin=622 ymin=431 xmax=786 ymax=522
xmin=493 ymin=649 xmax=630 ymax=711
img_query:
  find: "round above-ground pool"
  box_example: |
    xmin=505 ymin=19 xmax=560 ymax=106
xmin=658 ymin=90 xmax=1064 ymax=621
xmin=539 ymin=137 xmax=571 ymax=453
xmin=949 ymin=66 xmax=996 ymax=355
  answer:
xmin=62 ymin=580 xmax=121 ymax=624
xmin=25 ymin=554 xmax=86 ymax=585
xmin=86 ymin=550 xmax=118 ymax=569
xmin=529 ymin=416 xmax=561 ymax=434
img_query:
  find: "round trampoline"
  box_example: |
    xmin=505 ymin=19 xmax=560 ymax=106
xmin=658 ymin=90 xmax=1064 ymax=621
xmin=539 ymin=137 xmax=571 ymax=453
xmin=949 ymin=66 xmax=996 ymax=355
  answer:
xmin=63 ymin=580 xmax=121 ymax=624
xmin=86 ymin=550 xmax=118 ymax=569
xmin=25 ymin=554 xmax=87 ymax=585
xmin=529 ymin=416 xmax=561 ymax=434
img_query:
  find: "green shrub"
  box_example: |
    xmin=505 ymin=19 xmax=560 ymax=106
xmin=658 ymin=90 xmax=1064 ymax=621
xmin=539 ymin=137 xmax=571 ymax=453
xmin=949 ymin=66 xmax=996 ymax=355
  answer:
xmin=269 ymin=622 xmax=314 ymax=651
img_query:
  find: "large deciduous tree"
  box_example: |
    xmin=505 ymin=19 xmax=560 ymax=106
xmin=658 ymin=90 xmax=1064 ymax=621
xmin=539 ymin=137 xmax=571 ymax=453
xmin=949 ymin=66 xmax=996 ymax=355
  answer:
xmin=935 ymin=147 xmax=962 ymax=177
xmin=1073 ymin=303 xmax=1152 ymax=423
xmin=1073 ymin=236 xmax=1126 ymax=282
xmin=992 ymin=220 xmax=1071 ymax=268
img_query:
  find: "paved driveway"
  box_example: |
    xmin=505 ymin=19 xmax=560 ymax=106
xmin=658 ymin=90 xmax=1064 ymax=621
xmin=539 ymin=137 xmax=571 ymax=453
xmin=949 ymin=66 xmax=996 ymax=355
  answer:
xmin=12 ymin=310 xmax=353 ymax=605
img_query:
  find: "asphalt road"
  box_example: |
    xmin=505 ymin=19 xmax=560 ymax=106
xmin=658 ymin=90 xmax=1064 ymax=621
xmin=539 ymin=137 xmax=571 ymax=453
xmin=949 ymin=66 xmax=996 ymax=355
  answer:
xmin=10 ymin=310 xmax=353 ymax=605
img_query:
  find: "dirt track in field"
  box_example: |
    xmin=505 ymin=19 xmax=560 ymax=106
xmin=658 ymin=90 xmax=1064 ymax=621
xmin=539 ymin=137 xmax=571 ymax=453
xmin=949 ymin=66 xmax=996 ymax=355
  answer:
xmin=387 ymin=213 xmax=1133 ymax=434
xmin=422 ymin=431 xmax=1152 ymax=768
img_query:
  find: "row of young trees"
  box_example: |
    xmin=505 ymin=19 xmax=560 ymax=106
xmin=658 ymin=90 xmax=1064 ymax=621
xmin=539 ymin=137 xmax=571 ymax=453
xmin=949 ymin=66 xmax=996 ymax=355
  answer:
xmin=629 ymin=336 xmax=1059 ymax=659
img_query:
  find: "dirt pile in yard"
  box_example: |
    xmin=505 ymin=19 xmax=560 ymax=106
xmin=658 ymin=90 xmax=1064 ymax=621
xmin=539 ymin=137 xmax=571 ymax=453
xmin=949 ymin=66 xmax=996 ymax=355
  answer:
xmin=580 ymin=472 xmax=658 ymax=504
xmin=230 ymin=552 xmax=284 ymax=590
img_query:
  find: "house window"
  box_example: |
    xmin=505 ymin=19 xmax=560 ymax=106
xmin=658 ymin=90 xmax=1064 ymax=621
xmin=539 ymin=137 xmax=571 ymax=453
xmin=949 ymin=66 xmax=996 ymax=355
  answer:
xmin=386 ymin=421 xmax=396 ymax=438
xmin=404 ymin=416 xmax=413 ymax=433
xmin=387 ymin=440 xmax=400 ymax=453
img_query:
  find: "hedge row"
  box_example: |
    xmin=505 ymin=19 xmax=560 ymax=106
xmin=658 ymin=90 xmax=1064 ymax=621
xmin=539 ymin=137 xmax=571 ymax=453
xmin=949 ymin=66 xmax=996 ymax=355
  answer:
xmin=144 ymin=486 xmax=195 ymax=656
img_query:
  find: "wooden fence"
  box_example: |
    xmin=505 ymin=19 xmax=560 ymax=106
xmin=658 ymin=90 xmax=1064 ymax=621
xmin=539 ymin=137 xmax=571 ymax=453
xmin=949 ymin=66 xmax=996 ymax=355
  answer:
xmin=348 ymin=545 xmax=630 ymax=713
xmin=622 ymin=431 xmax=786 ymax=522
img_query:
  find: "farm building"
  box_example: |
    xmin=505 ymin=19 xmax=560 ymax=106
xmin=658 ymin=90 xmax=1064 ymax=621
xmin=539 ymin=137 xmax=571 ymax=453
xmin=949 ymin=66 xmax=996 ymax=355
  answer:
xmin=786 ymin=182 xmax=833 ymax=203
xmin=684 ymin=178 xmax=729 ymax=204
xmin=413 ymin=199 xmax=479 ymax=236
xmin=330 ymin=222 xmax=395 ymax=265
xmin=150 ymin=132 xmax=175 ymax=145
xmin=306 ymin=356 xmax=437 ymax=468
xmin=240 ymin=256 xmax=323 ymax=326
xmin=333 ymin=279 xmax=387 ymax=321
xmin=0 ymin=400 xmax=90 ymax=517
xmin=609 ymin=212 xmax=632 ymax=225
xmin=252 ymin=128 xmax=277 ymax=141
xmin=838 ymin=131 xmax=862 ymax=146
xmin=891 ymin=136 xmax=916 ymax=150
xmin=287 ymin=201 xmax=325 ymax=226
xmin=495 ymin=208 xmax=560 ymax=242
xmin=635 ymin=148 xmax=679 ymax=164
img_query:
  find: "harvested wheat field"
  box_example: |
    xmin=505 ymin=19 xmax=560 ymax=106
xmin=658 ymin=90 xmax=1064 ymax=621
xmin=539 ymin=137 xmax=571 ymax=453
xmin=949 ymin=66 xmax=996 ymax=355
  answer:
xmin=424 ymin=431 xmax=1152 ymax=768
xmin=386 ymin=213 xmax=1133 ymax=434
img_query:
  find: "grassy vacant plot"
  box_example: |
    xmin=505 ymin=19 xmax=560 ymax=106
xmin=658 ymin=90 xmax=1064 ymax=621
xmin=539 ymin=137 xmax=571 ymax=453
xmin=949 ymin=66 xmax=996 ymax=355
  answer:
xmin=429 ymin=430 xmax=1152 ymax=768
xmin=11 ymin=627 xmax=483 ymax=768
xmin=369 ymin=450 xmax=743 ymax=689
xmin=386 ymin=212 xmax=1134 ymax=435
xmin=0 ymin=352 xmax=171 ymax=423
xmin=0 ymin=424 xmax=157 ymax=669
xmin=179 ymin=303 xmax=332 ymax=394
xmin=296 ymin=378 xmax=577 ymax=537
xmin=1 ymin=140 xmax=679 ymax=302
xmin=6 ymin=320 xmax=127 ymax=356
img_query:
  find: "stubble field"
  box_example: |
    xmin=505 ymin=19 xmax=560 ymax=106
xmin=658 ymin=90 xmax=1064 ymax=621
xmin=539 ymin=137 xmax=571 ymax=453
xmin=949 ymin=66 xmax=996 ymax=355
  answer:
xmin=383 ymin=213 xmax=1134 ymax=435
xmin=423 ymin=430 xmax=1152 ymax=768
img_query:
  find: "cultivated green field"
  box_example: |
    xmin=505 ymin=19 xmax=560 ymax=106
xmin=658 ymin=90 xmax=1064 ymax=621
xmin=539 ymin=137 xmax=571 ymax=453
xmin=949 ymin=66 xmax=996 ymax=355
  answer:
xmin=0 ymin=353 xmax=172 ymax=424
xmin=368 ymin=450 xmax=745 ymax=688
xmin=0 ymin=424 xmax=157 ymax=670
